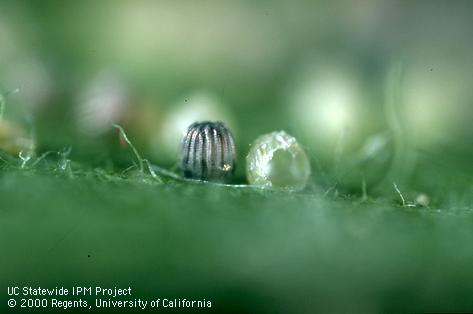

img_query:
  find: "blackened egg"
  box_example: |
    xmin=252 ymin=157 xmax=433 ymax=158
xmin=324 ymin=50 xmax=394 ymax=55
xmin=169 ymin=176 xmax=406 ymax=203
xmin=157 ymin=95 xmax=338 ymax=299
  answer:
xmin=179 ymin=121 xmax=236 ymax=182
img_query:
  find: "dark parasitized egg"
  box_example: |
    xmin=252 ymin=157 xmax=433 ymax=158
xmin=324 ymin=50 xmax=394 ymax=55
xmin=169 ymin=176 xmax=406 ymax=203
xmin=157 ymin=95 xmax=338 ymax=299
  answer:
xmin=179 ymin=121 xmax=236 ymax=182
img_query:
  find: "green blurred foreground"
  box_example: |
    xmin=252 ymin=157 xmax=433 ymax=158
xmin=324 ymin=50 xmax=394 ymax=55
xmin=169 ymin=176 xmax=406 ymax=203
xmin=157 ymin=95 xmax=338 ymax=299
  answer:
xmin=1 ymin=170 xmax=473 ymax=313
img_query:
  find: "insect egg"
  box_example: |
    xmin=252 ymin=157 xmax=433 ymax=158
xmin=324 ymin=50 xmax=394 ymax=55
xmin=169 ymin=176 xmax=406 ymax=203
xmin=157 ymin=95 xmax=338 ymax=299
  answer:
xmin=179 ymin=121 xmax=236 ymax=182
xmin=246 ymin=131 xmax=311 ymax=191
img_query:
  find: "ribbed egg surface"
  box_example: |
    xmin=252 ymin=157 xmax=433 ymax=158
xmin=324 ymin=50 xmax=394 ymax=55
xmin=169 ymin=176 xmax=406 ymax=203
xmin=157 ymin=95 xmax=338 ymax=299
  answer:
xmin=179 ymin=121 xmax=236 ymax=182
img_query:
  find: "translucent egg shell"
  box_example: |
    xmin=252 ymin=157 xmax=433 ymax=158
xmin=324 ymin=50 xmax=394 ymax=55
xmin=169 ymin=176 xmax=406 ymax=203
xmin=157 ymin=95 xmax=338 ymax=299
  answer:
xmin=246 ymin=131 xmax=311 ymax=191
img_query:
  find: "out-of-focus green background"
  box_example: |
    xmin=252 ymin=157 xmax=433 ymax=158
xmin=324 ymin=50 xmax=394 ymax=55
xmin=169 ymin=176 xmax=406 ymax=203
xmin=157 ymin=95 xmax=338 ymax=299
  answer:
xmin=1 ymin=1 xmax=473 ymax=313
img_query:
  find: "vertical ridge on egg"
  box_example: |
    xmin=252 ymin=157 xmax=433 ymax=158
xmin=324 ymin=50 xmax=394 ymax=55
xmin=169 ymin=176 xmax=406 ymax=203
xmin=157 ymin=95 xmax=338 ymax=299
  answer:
xmin=180 ymin=121 xmax=236 ymax=182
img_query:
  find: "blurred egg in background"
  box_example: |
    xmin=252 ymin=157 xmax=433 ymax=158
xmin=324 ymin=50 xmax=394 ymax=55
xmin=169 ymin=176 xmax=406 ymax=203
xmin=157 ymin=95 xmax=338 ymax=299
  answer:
xmin=286 ymin=58 xmax=364 ymax=154
xmin=76 ymin=72 xmax=130 ymax=136
xmin=284 ymin=57 xmax=398 ymax=191
xmin=2 ymin=57 xmax=54 ymax=112
xmin=402 ymin=52 xmax=473 ymax=148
